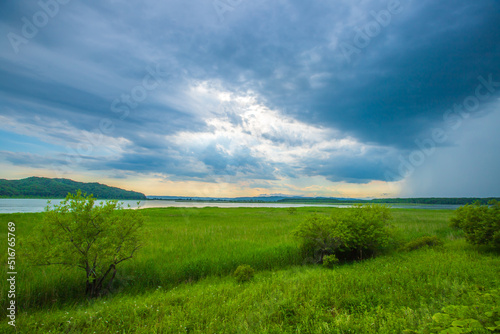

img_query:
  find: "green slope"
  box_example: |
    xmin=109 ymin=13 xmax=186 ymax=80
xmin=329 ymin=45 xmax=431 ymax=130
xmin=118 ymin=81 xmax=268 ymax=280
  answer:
xmin=0 ymin=177 xmax=146 ymax=200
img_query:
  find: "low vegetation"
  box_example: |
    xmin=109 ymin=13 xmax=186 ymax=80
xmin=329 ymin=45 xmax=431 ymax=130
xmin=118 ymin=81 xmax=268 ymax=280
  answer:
xmin=233 ymin=264 xmax=255 ymax=283
xmin=407 ymin=289 xmax=500 ymax=333
xmin=402 ymin=235 xmax=443 ymax=252
xmin=450 ymin=200 xmax=500 ymax=249
xmin=321 ymin=254 xmax=339 ymax=268
xmin=0 ymin=205 xmax=498 ymax=333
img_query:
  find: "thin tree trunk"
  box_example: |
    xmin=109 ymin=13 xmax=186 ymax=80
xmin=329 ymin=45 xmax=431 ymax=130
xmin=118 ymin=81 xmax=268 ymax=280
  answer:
xmin=105 ymin=265 xmax=117 ymax=293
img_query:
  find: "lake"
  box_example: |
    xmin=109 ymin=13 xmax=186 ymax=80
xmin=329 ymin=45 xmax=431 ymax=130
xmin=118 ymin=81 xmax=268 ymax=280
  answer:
xmin=0 ymin=199 xmax=460 ymax=213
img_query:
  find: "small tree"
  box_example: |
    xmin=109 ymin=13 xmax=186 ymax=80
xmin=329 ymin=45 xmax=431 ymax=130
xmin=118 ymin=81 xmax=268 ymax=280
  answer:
xmin=450 ymin=200 xmax=500 ymax=249
xmin=26 ymin=191 xmax=145 ymax=297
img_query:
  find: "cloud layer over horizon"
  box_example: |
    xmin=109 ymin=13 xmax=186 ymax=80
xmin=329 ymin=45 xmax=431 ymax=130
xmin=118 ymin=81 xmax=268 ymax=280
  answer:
xmin=1 ymin=0 xmax=499 ymax=197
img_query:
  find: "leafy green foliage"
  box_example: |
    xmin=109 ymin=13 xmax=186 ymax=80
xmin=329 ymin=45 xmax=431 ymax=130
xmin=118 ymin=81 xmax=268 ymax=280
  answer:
xmin=24 ymin=191 xmax=145 ymax=297
xmin=403 ymin=236 xmax=443 ymax=251
xmin=287 ymin=207 xmax=297 ymax=215
xmin=292 ymin=214 xmax=341 ymax=263
xmin=233 ymin=264 xmax=254 ymax=283
xmin=450 ymin=200 xmax=500 ymax=249
xmin=407 ymin=289 xmax=500 ymax=333
xmin=322 ymin=254 xmax=339 ymax=268
xmin=293 ymin=204 xmax=393 ymax=262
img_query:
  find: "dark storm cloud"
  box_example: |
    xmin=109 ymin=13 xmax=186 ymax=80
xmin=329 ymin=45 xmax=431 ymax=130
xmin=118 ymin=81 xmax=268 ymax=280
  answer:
xmin=303 ymin=148 xmax=400 ymax=184
xmin=0 ymin=0 xmax=499 ymax=189
xmin=195 ymin=0 xmax=500 ymax=148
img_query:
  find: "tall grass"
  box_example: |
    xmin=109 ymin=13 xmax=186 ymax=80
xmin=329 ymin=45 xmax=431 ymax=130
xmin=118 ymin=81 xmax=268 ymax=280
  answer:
xmin=6 ymin=240 xmax=499 ymax=333
xmin=1 ymin=206 xmax=492 ymax=334
xmin=2 ymin=207 xmax=305 ymax=310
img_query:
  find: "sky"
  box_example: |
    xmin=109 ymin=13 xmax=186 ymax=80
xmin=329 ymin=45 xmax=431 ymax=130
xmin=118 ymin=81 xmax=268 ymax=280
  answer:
xmin=0 ymin=0 xmax=499 ymax=198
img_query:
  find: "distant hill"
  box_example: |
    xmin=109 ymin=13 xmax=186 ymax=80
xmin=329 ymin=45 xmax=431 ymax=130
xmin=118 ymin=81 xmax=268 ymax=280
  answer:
xmin=0 ymin=177 xmax=147 ymax=200
xmin=368 ymin=197 xmax=500 ymax=205
xmin=277 ymin=197 xmax=500 ymax=205
xmin=147 ymin=195 xmax=350 ymax=202
xmin=147 ymin=195 xmax=315 ymax=202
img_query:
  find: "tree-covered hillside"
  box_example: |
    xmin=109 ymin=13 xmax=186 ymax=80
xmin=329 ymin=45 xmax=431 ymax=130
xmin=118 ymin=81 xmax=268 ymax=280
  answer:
xmin=278 ymin=197 xmax=500 ymax=205
xmin=368 ymin=197 xmax=500 ymax=205
xmin=0 ymin=177 xmax=146 ymax=200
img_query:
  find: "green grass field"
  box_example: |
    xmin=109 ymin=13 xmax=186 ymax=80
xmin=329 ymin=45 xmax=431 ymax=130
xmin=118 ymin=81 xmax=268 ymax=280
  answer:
xmin=1 ymin=207 xmax=499 ymax=333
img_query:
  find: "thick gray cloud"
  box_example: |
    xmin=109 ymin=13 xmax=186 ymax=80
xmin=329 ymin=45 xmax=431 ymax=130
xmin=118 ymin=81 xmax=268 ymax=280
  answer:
xmin=0 ymin=0 xmax=499 ymax=195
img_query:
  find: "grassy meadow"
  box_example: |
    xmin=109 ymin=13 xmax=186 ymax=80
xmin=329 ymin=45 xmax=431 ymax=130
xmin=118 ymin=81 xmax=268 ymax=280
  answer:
xmin=1 ymin=207 xmax=499 ymax=333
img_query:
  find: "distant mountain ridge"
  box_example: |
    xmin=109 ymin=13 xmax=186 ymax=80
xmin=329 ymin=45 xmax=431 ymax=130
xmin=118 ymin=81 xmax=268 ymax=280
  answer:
xmin=0 ymin=177 xmax=146 ymax=200
xmin=147 ymin=195 xmax=363 ymax=203
xmin=147 ymin=195 xmax=317 ymax=202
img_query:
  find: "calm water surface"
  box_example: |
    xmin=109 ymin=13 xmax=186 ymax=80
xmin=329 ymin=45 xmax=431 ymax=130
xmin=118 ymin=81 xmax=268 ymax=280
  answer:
xmin=0 ymin=199 xmax=460 ymax=213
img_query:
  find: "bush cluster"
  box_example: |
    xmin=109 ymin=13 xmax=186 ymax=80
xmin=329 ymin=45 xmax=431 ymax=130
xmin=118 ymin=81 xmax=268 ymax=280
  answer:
xmin=233 ymin=265 xmax=255 ymax=283
xmin=322 ymin=254 xmax=339 ymax=268
xmin=450 ymin=200 xmax=500 ymax=249
xmin=293 ymin=204 xmax=392 ymax=263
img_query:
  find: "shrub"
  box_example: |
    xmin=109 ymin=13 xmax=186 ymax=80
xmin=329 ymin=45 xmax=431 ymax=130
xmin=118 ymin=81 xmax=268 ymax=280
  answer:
xmin=293 ymin=204 xmax=392 ymax=263
xmin=322 ymin=254 xmax=339 ymax=268
xmin=292 ymin=214 xmax=341 ymax=263
xmin=287 ymin=207 xmax=297 ymax=215
xmin=450 ymin=200 xmax=500 ymax=249
xmin=233 ymin=265 xmax=254 ymax=283
xmin=402 ymin=236 xmax=443 ymax=252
